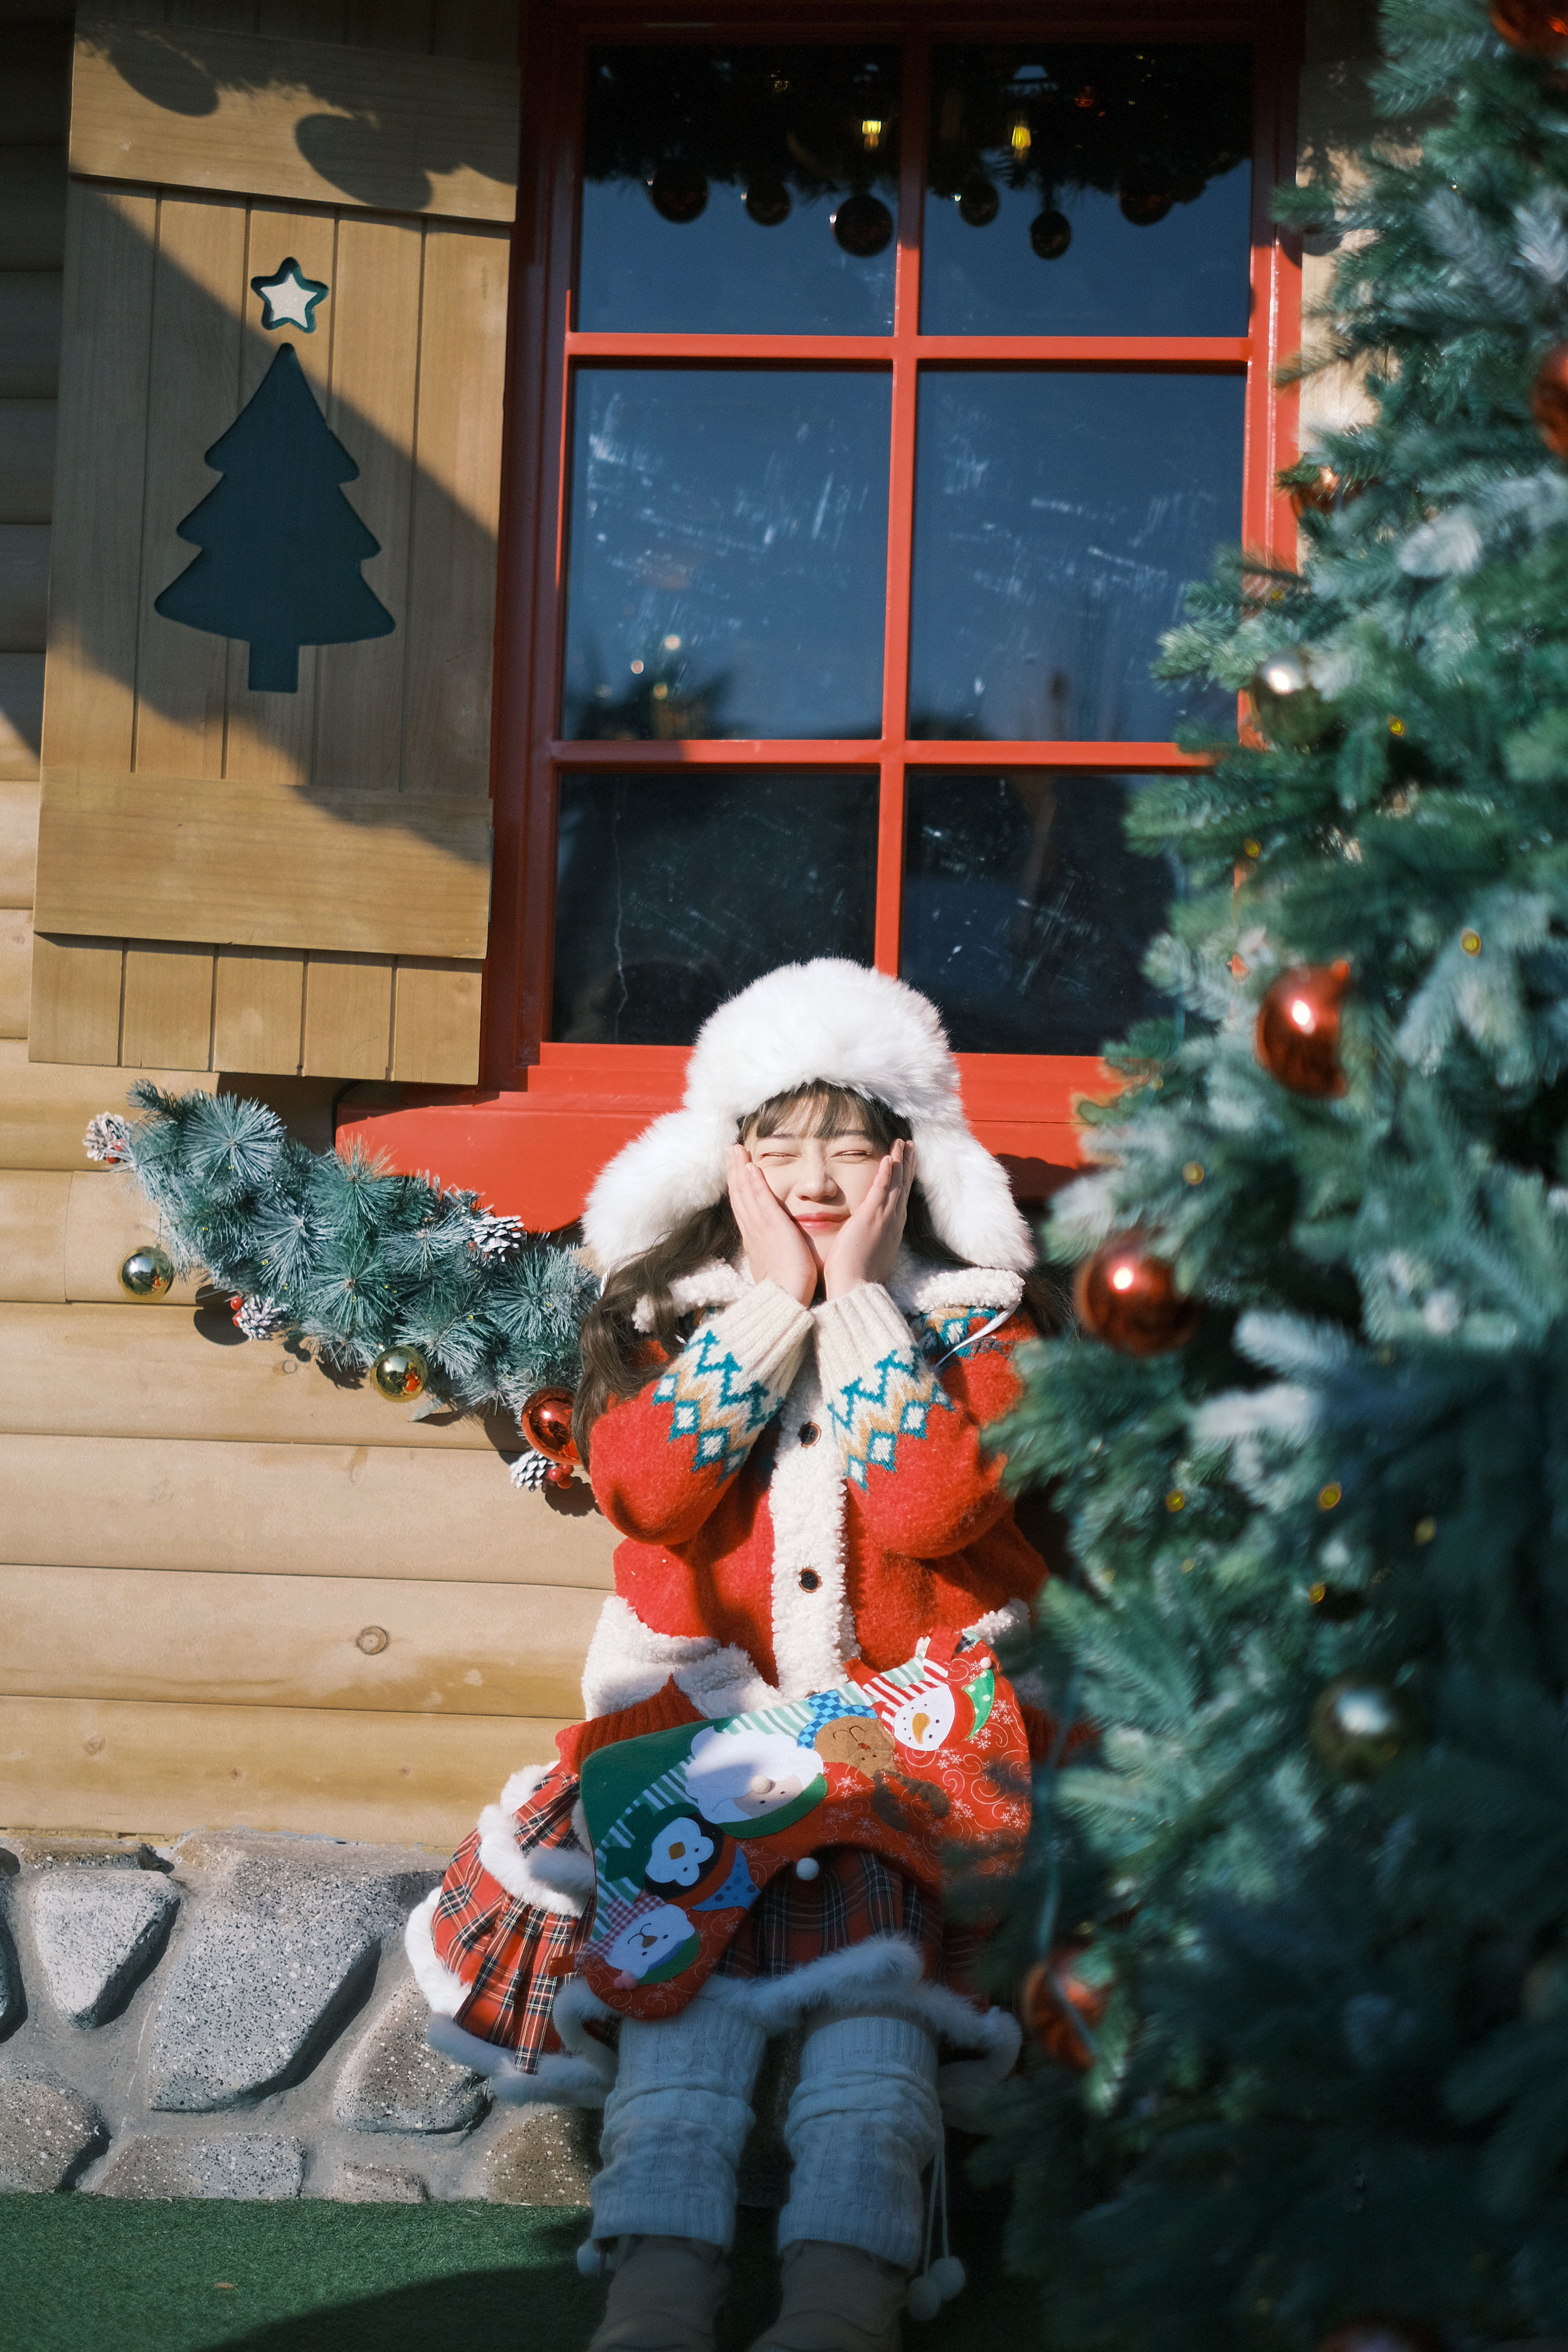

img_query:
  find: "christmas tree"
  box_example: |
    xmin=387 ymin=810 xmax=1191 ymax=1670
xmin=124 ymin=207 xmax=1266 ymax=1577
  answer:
xmin=986 ymin=2 xmax=1568 ymax=2342
xmin=156 ymin=342 xmax=394 ymax=693
xmin=89 ymin=1085 xmax=597 ymax=1444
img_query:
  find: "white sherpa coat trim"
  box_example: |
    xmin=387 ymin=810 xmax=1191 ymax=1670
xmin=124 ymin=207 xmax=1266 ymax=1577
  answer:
xmin=583 ymin=960 xmax=1034 ymax=1275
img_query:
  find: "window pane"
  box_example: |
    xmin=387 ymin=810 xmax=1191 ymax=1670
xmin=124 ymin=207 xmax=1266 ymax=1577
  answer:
xmin=580 ymin=46 xmax=901 ymax=335
xmin=901 ymin=770 xmax=1175 ymax=1054
xmin=922 ymin=45 xmax=1252 ymax=337
xmin=908 ymin=371 xmax=1242 ymax=743
xmin=564 ymin=370 xmax=890 ymax=743
xmin=553 ymin=771 xmax=878 ymax=1044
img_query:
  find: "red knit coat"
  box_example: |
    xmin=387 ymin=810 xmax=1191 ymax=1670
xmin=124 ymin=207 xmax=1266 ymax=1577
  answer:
xmin=584 ymin=1260 xmax=1048 ymax=1700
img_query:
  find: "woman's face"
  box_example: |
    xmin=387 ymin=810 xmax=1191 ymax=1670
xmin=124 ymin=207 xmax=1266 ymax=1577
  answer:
xmin=745 ymin=1120 xmax=884 ymax=1271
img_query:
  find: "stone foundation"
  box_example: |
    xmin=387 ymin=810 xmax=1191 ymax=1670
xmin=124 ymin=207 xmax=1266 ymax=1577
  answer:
xmin=0 ymin=1830 xmax=602 ymax=2204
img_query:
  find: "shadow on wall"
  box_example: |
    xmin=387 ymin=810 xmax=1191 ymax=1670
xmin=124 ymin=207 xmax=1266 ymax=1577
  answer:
xmin=79 ymin=17 xmax=517 ymax=216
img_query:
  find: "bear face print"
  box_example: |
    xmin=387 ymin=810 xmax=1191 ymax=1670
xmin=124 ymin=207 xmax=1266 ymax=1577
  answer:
xmin=607 ymin=1903 xmax=697 ymax=1987
xmin=685 ymin=1725 xmax=826 ymax=1830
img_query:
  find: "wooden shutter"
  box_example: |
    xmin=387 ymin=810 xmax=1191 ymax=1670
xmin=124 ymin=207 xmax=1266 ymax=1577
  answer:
xmin=28 ymin=6 xmax=517 ymax=1083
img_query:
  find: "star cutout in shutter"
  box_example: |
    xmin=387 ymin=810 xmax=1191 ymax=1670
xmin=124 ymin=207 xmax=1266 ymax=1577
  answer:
xmin=250 ymin=257 xmax=329 ymax=333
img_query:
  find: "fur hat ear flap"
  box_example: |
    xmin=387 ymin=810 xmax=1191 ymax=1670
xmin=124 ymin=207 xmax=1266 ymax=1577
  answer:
xmin=582 ymin=1110 xmax=731 ymax=1272
xmin=915 ymin=1127 xmax=1035 ymax=1273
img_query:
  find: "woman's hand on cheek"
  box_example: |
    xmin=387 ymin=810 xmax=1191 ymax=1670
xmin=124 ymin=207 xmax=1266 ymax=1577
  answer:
xmin=823 ymin=1138 xmax=914 ymax=1300
xmin=727 ymin=1146 xmax=819 ymax=1307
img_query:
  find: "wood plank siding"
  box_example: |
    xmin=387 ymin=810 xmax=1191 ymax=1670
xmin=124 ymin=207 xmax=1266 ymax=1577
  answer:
xmin=0 ymin=2 xmax=619 ymax=1853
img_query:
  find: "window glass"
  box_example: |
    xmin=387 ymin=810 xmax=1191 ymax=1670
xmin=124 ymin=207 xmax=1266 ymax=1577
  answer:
xmin=908 ymin=370 xmax=1244 ymax=742
xmin=901 ymin=770 xmax=1176 ymax=1053
xmin=564 ymin=369 xmax=891 ymax=743
xmin=580 ymin=46 xmax=901 ymax=335
xmin=553 ymin=770 xmax=879 ymax=1043
xmin=922 ymin=45 xmax=1252 ymax=337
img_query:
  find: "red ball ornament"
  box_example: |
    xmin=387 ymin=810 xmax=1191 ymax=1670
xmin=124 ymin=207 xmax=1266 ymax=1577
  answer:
xmin=1531 ymin=344 xmax=1568 ymax=457
xmin=1256 ymin=961 xmax=1351 ymax=1098
xmin=1491 ymin=0 xmax=1568 ymax=54
xmin=1317 ymin=2320 xmax=1446 ymax=2352
xmin=1020 ymin=1942 xmax=1109 ymax=2070
xmin=1288 ymin=463 xmax=1363 ymax=519
xmin=519 ymin=1386 xmax=580 ymax=1466
xmin=1074 ymin=1236 xmax=1203 ymax=1357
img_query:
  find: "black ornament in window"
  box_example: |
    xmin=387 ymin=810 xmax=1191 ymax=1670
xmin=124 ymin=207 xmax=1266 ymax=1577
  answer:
xmin=154 ymin=343 xmax=394 ymax=695
xmin=831 ymin=192 xmax=893 ymax=257
xmin=956 ymin=175 xmax=1000 ymax=226
xmin=744 ymin=177 xmax=792 ymax=226
xmin=648 ymin=160 xmax=709 ymax=222
xmin=1028 ymin=208 xmax=1072 ymax=258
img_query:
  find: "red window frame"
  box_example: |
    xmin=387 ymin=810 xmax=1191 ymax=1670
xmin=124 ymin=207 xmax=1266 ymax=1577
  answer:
xmin=342 ymin=0 xmax=1303 ymax=1230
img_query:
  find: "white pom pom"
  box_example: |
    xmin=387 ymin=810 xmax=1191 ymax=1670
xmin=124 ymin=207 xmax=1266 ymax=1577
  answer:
xmin=929 ymin=2256 xmax=966 ymax=2301
xmin=906 ymin=2274 xmax=943 ymax=2322
xmin=576 ymin=2240 xmax=606 ymax=2277
xmin=794 ymin=1855 xmax=820 ymax=1881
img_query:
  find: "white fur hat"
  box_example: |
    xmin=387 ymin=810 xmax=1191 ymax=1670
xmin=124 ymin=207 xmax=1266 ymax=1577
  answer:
xmin=582 ymin=959 xmax=1035 ymax=1274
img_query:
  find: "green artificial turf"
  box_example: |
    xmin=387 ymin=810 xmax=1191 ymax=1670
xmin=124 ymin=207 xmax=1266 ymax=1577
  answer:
xmin=0 ymin=2196 xmax=1038 ymax=2351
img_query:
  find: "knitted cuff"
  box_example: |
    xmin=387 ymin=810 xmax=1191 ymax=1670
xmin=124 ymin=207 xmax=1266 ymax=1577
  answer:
xmin=812 ymin=1282 xmax=925 ymax=1400
xmin=698 ymin=1279 xmax=814 ymax=1401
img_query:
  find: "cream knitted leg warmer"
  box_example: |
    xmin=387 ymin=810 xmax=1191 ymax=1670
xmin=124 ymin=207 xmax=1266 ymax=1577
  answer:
xmin=591 ymin=1986 xmax=768 ymax=2253
xmin=777 ymin=2010 xmax=942 ymax=2271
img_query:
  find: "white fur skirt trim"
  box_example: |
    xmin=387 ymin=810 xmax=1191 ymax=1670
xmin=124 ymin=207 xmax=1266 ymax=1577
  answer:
xmin=404 ymin=1889 xmax=469 ymax=2018
xmin=426 ymin=2016 xmax=613 ymax=2110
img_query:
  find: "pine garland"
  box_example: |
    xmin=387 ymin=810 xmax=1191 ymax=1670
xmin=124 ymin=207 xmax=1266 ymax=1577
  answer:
xmin=91 ymin=1083 xmax=598 ymax=1418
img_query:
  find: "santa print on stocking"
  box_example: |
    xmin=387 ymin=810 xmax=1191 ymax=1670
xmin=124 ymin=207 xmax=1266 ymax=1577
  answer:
xmin=577 ymin=1632 xmax=1030 ymax=2021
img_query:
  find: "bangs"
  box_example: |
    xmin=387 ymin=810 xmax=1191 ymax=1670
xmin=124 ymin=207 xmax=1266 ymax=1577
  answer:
xmin=740 ymin=1083 xmax=908 ymax=1145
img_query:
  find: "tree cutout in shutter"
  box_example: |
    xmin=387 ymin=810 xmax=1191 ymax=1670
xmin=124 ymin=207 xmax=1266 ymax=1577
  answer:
xmin=155 ymin=343 xmax=394 ymax=694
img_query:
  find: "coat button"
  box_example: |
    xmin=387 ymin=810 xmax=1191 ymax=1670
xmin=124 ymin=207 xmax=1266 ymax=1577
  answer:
xmin=798 ymin=1422 xmax=819 ymax=1446
xmin=798 ymin=1570 xmax=821 ymax=1592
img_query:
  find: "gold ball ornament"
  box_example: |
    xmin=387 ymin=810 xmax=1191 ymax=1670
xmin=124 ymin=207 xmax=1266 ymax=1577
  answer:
xmin=1247 ymin=649 xmax=1333 ymax=749
xmin=1310 ymin=1676 xmax=1415 ymax=1781
xmin=371 ymin=1343 xmax=430 ymax=1403
xmin=118 ymin=1245 xmax=174 ymax=1300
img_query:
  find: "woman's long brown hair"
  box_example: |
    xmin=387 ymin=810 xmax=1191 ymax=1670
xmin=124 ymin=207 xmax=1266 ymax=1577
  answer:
xmin=573 ymin=1083 xmax=970 ymax=1459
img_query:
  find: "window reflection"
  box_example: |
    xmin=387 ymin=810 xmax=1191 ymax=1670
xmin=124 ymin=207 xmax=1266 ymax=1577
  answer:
xmin=923 ymin=45 xmax=1252 ymax=336
xmin=908 ymin=371 xmax=1243 ymax=743
xmin=580 ymin=47 xmax=901 ymax=335
xmin=901 ymin=771 xmax=1176 ymax=1054
xmin=553 ymin=771 xmax=878 ymax=1044
xmin=564 ymin=370 xmax=890 ymax=743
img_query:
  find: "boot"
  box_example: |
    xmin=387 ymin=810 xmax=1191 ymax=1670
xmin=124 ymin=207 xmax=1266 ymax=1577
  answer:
xmin=746 ymin=2239 xmax=908 ymax=2352
xmin=587 ymin=2234 xmax=728 ymax=2352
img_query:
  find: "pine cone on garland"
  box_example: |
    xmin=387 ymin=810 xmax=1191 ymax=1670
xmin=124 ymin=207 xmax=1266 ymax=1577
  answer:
xmin=509 ymin=1448 xmax=555 ymax=1493
xmin=83 ymin=1113 xmax=132 ymax=1166
xmin=470 ymin=1212 xmax=528 ymax=1261
xmin=231 ymin=1294 xmax=289 ymax=1340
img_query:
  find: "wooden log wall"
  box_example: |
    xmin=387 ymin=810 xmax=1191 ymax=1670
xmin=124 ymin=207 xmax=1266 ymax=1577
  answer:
xmin=0 ymin=3 xmax=619 ymax=1854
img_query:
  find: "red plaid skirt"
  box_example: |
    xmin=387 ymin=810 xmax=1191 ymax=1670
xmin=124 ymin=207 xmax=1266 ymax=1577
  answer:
xmin=429 ymin=1761 xmax=982 ymax=2073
